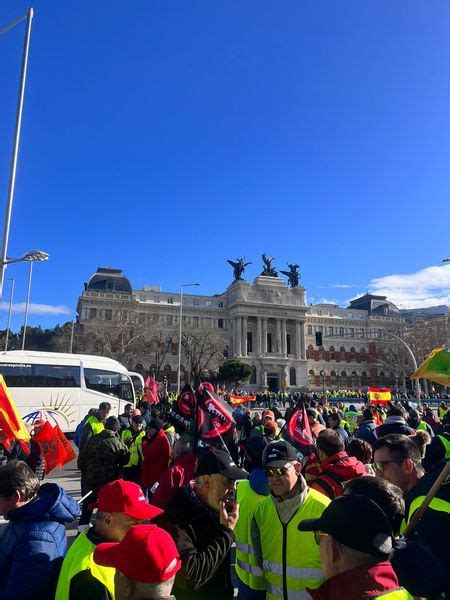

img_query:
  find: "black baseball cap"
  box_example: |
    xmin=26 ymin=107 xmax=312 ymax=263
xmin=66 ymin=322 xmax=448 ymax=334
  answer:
xmin=298 ymin=495 xmax=394 ymax=559
xmin=196 ymin=449 xmax=248 ymax=480
xmin=262 ymin=440 xmax=298 ymax=468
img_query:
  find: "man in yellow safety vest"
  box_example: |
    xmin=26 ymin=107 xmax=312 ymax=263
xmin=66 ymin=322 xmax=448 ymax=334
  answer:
xmin=250 ymin=440 xmax=330 ymax=599
xmin=121 ymin=415 xmax=145 ymax=482
xmin=298 ymin=495 xmax=413 ymax=599
xmin=55 ymin=479 xmax=163 ymax=600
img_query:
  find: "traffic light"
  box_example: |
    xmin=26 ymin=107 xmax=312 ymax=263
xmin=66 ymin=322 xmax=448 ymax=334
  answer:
xmin=315 ymin=331 xmax=323 ymax=347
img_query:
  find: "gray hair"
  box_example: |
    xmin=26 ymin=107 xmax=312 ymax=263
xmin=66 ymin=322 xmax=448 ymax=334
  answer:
xmin=128 ymin=576 xmax=175 ymax=598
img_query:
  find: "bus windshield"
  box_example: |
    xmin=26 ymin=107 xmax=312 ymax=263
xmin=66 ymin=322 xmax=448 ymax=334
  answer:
xmin=84 ymin=367 xmax=134 ymax=401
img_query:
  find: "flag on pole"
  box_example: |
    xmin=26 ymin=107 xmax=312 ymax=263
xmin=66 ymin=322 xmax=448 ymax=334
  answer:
xmin=196 ymin=387 xmax=239 ymax=461
xmin=368 ymin=387 xmax=392 ymax=403
xmin=411 ymin=347 xmax=450 ymax=387
xmin=229 ymin=394 xmax=256 ymax=406
xmin=285 ymin=403 xmax=313 ymax=454
xmin=33 ymin=421 xmax=75 ymax=474
xmin=0 ymin=374 xmax=30 ymax=451
xmin=143 ymin=376 xmax=159 ymax=405
xmin=169 ymin=384 xmax=197 ymax=432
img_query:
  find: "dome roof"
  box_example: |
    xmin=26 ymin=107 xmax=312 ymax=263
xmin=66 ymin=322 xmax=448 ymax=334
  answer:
xmin=85 ymin=267 xmax=132 ymax=294
xmin=347 ymin=294 xmax=400 ymax=316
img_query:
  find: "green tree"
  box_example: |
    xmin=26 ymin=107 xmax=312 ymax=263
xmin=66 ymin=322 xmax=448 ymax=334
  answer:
xmin=217 ymin=360 xmax=252 ymax=386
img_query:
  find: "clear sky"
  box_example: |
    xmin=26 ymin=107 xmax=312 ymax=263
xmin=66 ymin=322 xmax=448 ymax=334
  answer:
xmin=1 ymin=1 xmax=450 ymax=332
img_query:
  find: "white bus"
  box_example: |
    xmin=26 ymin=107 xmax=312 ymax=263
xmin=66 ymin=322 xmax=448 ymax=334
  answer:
xmin=0 ymin=351 xmax=144 ymax=433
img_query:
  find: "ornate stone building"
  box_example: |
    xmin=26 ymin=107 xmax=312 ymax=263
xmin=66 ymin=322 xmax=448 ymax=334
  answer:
xmin=76 ymin=266 xmax=408 ymax=392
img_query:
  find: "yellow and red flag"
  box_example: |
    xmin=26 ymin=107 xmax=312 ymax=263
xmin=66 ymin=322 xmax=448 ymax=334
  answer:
xmin=229 ymin=394 xmax=256 ymax=406
xmin=368 ymin=387 xmax=392 ymax=403
xmin=0 ymin=374 xmax=30 ymax=451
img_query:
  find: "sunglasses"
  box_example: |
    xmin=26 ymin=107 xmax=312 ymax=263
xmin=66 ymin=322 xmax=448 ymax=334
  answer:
xmin=373 ymin=459 xmax=404 ymax=472
xmin=264 ymin=464 xmax=295 ymax=477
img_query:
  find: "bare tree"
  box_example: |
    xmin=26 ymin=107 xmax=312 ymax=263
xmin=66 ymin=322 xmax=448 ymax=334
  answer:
xmin=181 ymin=325 xmax=226 ymax=385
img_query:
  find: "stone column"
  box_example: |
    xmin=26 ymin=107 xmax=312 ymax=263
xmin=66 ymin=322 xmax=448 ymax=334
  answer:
xmin=256 ymin=317 xmax=262 ymax=356
xmin=242 ymin=317 xmax=248 ymax=357
xmin=235 ymin=317 xmax=242 ymax=357
xmin=295 ymin=321 xmax=301 ymax=359
xmin=281 ymin=319 xmax=287 ymax=356
xmin=262 ymin=318 xmax=268 ymax=355
xmin=300 ymin=321 xmax=306 ymax=359
xmin=276 ymin=319 xmax=282 ymax=353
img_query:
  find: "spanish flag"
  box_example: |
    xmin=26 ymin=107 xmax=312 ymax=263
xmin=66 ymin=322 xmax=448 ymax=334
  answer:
xmin=411 ymin=347 xmax=450 ymax=387
xmin=229 ymin=394 xmax=256 ymax=406
xmin=368 ymin=387 xmax=392 ymax=403
xmin=0 ymin=374 xmax=30 ymax=450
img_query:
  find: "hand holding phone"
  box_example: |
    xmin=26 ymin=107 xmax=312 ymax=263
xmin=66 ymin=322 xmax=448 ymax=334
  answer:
xmin=219 ymin=492 xmax=239 ymax=531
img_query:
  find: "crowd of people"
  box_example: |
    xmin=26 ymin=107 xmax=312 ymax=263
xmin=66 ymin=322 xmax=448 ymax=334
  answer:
xmin=0 ymin=394 xmax=449 ymax=600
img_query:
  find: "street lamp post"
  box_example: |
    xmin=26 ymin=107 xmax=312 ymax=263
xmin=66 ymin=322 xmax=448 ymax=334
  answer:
xmin=5 ymin=278 xmax=15 ymax=351
xmin=382 ymin=330 xmax=421 ymax=404
xmin=177 ymin=283 xmax=200 ymax=394
xmin=0 ymin=8 xmax=34 ymax=303
xmin=20 ymin=250 xmax=49 ymax=350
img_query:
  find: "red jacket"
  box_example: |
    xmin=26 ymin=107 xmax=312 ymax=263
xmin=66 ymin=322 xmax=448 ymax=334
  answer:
xmin=140 ymin=429 xmax=171 ymax=488
xmin=151 ymin=453 xmax=197 ymax=508
xmin=310 ymin=451 xmax=366 ymax=499
xmin=308 ymin=561 xmax=403 ymax=599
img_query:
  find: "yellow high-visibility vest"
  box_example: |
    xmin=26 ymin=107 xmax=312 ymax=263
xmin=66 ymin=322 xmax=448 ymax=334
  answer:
xmin=253 ymin=488 xmax=330 ymax=600
xmin=121 ymin=428 xmax=145 ymax=467
xmin=55 ymin=529 xmax=115 ymax=600
xmin=84 ymin=415 xmax=104 ymax=435
xmin=235 ymin=480 xmax=268 ymax=590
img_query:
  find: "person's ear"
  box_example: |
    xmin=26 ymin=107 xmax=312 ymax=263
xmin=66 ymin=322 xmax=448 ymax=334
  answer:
xmin=294 ymin=462 xmax=302 ymax=475
xmin=203 ymin=475 xmax=212 ymax=489
xmin=403 ymin=458 xmax=415 ymax=474
xmin=103 ymin=512 xmax=114 ymax=527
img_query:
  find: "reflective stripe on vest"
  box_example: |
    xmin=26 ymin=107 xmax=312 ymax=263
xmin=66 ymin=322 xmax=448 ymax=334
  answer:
xmin=121 ymin=429 xmax=145 ymax=467
xmin=407 ymin=494 xmax=450 ymax=524
xmin=85 ymin=415 xmax=104 ymax=436
xmin=437 ymin=435 xmax=450 ymax=459
xmin=235 ymin=480 xmax=268 ymax=590
xmin=254 ymin=488 xmax=330 ymax=600
xmin=55 ymin=530 xmax=115 ymax=600
xmin=374 ymin=587 xmax=413 ymax=599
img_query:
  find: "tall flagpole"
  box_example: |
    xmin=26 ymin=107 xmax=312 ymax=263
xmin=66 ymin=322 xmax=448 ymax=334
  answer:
xmin=0 ymin=8 xmax=34 ymax=303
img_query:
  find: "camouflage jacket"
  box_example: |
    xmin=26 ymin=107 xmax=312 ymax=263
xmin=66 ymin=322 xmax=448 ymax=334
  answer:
xmin=79 ymin=430 xmax=130 ymax=493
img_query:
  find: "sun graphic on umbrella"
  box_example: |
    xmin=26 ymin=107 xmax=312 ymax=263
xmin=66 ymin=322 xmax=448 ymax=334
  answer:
xmin=23 ymin=393 xmax=78 ymax=429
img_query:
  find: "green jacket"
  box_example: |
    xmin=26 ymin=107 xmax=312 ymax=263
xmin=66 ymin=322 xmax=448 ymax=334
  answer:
xmin=79 ymin=430 xmax=130 ymax=493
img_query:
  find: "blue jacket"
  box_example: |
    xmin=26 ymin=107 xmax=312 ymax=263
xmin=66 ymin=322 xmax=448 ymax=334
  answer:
xmin=0 ymin=482 xmax=80 ymax=600
xmin=74 ymin=415 xmax=88 ymax=448
xmin=355 ymin=419 xmax=377 ymax=446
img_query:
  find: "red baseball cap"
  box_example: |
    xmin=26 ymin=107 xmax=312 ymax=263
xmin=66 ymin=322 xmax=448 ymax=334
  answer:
xmin=90 ymin=480 xmax=163 ymax=520
xmin=94 ymin=524 xmax=181 ymax=584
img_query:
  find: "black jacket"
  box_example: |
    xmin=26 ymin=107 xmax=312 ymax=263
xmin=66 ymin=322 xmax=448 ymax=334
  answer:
xmin=156 ymin=486 xmax=235 ymax=600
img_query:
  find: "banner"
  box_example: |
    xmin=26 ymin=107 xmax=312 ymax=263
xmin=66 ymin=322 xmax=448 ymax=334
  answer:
xmin=0 ymin=374 xmax=30 ymax=451
xmin=33 ymin=421 xmax=75 ymax=474
xmin=143 ymin=376 xmax=159 ymax=405
xmin=169 ymin=384 xmax=197 ymax=432
xmin=411 ymin=347 xmax=450 ymax=387
xmin=285 ymin=403 xmax=313 ymax=454
xmin=368 ymin=387 xmax=391 ymax=403
xmin=229 ymin=394 xmax=256 ymax=406
xmin=196 ymin=387 xmax=239 ymax=462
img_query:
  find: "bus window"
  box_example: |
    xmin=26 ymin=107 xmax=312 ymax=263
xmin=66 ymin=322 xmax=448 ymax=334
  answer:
xmin=84 ymin=368 xmax=133 ymax=401
xmin=0 ymin=363 xmax=80 ymax=388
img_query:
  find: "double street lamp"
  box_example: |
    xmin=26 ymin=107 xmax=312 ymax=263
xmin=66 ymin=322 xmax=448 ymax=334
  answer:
xmin=177 ymin=283 xmax=200 ymax=393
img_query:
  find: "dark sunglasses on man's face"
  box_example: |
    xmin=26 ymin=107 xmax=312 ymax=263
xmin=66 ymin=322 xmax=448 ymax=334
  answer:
xmin=264 ymin=464 xmax=294 ymax=477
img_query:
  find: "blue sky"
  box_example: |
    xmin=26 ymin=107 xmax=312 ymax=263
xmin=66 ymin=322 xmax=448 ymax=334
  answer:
xmin=1 ymin=1 xmax=450 ymax=332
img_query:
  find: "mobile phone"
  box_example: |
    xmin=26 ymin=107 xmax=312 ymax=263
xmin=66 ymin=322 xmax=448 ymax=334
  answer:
xmin=223 ymin=491 xmax=236 ymax=512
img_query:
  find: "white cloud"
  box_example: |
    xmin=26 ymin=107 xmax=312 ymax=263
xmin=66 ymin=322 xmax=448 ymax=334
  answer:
xmin=330 ymin=284 xmax=356 ymax=289
xmin=368 ymin=264 xmax=450 ymax=310
xmin=0 ymin=302 xmax=71 ymax=316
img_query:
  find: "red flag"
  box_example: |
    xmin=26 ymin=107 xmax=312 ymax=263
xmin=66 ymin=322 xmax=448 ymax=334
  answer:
xmin=169 ymin=384 xmax=197 ymax=432
xmin=33 ymin=422 xmax=75 ymax=474
xmin=0 ymin=374 xmax=30 ymax=451
xmin=144 ymin=376 xmax=159 ymax=405
xmin=196 ymin=387 xmax=239 ymax=461
xmin=286 ymin=404 xmax=313 ymax=453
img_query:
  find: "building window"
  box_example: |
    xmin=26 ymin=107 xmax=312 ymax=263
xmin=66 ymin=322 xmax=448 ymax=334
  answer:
xmin=154 ymin=296 xmax=160 ymax=303
xmin=307 ymin=345 xmax=314 ymax=359
xmin=218 ymin=301 xmax=224 ymax=308
xmin=166 ymin=315 xmax=173 ymax=326
xmin=267 ymin=333 xmax=273 ymax=353
xmin=349 ymin=328 xmax=354 ymax=337
xmin=167 ymin=297 xmax=173 ymax=304
xmin=218 ymin=318 xmax=223 ymax=329
xmin=89 ymin=308 xmax=97 ymax=320
xmin=340 ymin=346 xmax=346 ymax=360
xmin=329 ymin=346 xmax=335 ymax=360
xmin=339 ymin=327 xmax=344 ymax=336
xmin=193 ymin=299 xmax=200 ymax=306
xmin=307 ymin=325 xmax=312 ymax=335
xmin=105 ymin=309 xmax=112 ymax=321
xmin=317 ymin=325 xmax=323 ymax=333
xmin=287 ymin=334 xmax=291 ymax=355
xmin=192 ymin=316 xmax=199 ymax=327
xmin=247 ymin=332 xmax=253 ymax=353
xmin=290 ymin=367 xmax=297 ymax=386
xmin=165 ymin=338 xmax=173 ymax=352
xmin=250 ymin=366 xmax=257 ymax=384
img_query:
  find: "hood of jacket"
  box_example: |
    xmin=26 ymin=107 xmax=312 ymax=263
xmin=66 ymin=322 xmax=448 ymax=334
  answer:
xmin=249 ymin=468 xmax=270 ymax=496
xmin=8 ymin=482 xmax=80 ymax=524
xmin=320 ymin=451 xmax=366 ymax=479
xmin=308 ymin=561 xmax=400 ymax=600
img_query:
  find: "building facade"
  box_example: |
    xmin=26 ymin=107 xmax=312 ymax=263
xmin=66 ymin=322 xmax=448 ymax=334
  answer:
xmin=77 ymin=267 xmax=411 ymax=392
